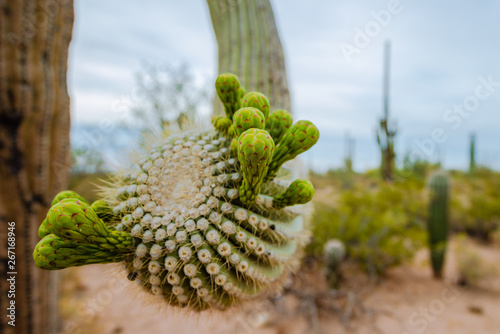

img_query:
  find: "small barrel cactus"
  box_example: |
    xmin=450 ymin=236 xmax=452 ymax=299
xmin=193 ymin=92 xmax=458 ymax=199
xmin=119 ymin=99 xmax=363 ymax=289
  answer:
xmin=427 ymin=170 xmax=450 ymax=279
xmin=323 ymin=239 xmax=345 ymax=271
xmin=33 ymin=73 xmax=320 ymax=311
xmin=322 ymin=239 xmax=345 ymax=288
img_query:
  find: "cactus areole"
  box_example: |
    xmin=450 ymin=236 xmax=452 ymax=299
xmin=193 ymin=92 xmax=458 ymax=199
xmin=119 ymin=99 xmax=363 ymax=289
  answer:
xmin=33 ymin=73 xmax=319 ymax=311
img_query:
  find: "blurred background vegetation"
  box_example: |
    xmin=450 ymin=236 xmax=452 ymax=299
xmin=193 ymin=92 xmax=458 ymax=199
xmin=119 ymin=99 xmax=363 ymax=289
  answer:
xmin=3 ymin=0 xmax=498 ymax=333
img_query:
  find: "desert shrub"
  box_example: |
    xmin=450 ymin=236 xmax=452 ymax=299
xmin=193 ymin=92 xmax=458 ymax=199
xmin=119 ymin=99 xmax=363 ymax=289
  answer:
xmin=450 ymin=169 xmax=500 ymax=241
xmin=308 ymin=180 xmax=426 ymax=276
xmin=454 ymin=234 xmax=496 ymax=286
xmin=396 ymin=156 xmax=441 ymax=183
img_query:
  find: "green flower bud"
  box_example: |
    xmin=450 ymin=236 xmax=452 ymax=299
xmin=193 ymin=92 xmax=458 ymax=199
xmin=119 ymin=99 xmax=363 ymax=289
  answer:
xmin=33 ymin=234 xmax=130 ymax=270
xmin=266 ymin=109 xmax=293 ymax=143
xmin=273 ymin=179 xmax=315 ymax=209
xmin=35 ymin=197 xmax=134 ymax=270
xmin=211 ymin=115 xmax=233 ymax=135
xmin=215 ymin=73 xmax=245 ymax=119
xmin=51 ymin=190 xmax=87 ymax=206
xmin=237 ymin=128 xmax=275 ymax=204
xmin=233 ymin=107 xmax=266 ymax=137
xmin=266 ymin=120 xmax=320 ymax=181
xmin=240 ymin=92 xmax=270 ymax=120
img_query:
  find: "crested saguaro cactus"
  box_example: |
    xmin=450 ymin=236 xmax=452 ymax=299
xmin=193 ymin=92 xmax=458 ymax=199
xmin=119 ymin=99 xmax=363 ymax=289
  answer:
xmin=33 ymin=73 xmax=320 ymax=311
xmin=427 ymin=170 xmax=450 ymax=279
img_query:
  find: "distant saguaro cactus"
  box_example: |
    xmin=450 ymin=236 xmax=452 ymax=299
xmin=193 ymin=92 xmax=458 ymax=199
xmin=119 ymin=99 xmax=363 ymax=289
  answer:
xmin=33 ymin=73 xmax=320 ymax=311
xmin=427 ymin=170 xmax=450 ymax=279
xmin=469 ymin=133 xmax=476 ymax=175
xmin=376 ymin=41 xmax=397 ymax=181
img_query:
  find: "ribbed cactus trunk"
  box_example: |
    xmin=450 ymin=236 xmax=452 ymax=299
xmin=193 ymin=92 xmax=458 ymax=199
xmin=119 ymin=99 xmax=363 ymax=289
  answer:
xmin=207 ymin=0 xmax=291 ymax=116
xmin=427 ymin=171 xmax=450 ymax=279
xmin=0 ymin=1 xmax=74 ymax=333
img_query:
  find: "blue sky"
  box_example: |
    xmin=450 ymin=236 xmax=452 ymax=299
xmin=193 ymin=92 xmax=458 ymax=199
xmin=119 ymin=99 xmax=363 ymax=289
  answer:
xmin=69 ymin=0 xmax=500 ymax=172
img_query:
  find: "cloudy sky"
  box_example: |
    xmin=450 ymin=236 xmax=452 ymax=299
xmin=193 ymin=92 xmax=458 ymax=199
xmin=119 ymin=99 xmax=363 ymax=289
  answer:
xmin=69 ymin=0 xmax=500 ymax=172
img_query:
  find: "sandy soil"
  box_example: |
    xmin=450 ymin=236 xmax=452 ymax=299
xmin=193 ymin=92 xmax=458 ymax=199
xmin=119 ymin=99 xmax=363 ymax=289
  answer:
xmin=58 ymin=238 xmax=500 ymax=334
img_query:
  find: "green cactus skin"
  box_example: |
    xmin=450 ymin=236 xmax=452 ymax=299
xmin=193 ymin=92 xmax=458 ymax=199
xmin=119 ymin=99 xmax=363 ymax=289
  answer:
xmin=33 ymin=234 xmax=130 ymax=270
xmin=265 ymin=120 xmax=320 ymax=182
xmin=237 ymin=128 xmax=275 ymax=205
xmin=273 ymin=179 xmax=314 ymax=209
xmin=34 ymin=198 xmax=134 ymax=269
xmin=91 ymin=199 xmax=116 ymax=222
xmin=215 ymin=73 xmax=246 ymax=119
xmin=233 ymin=107 xmax=266 ymax=137
xmin=240 ymin=92 xmax=270 ymax=120
xmin=427 ymin=171 xmax=450 ymax=279
xmin=33 ymin=73 xmax=320 ymax=311
xmin=266 ymin=109 xmax=293 ymax=144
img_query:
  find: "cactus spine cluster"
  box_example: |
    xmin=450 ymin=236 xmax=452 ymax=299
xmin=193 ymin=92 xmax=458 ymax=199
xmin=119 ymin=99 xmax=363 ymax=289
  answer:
xmin=427 ymin=170 xmax=450 ymax=279
xmin=33 ymin=73 xmax=320 ymax=311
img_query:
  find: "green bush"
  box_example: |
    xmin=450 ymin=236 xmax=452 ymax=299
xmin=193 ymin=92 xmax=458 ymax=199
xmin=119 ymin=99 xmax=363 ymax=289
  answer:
xmin=308 ymin=165 xmax=500 ymax=279
xmin=308 ymin=180 xmax=426 ymax=276
xmin=450 ymin=169 xmax=500 ymax=240
xmin=397 ymin=156 xmax=441 ymax=183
